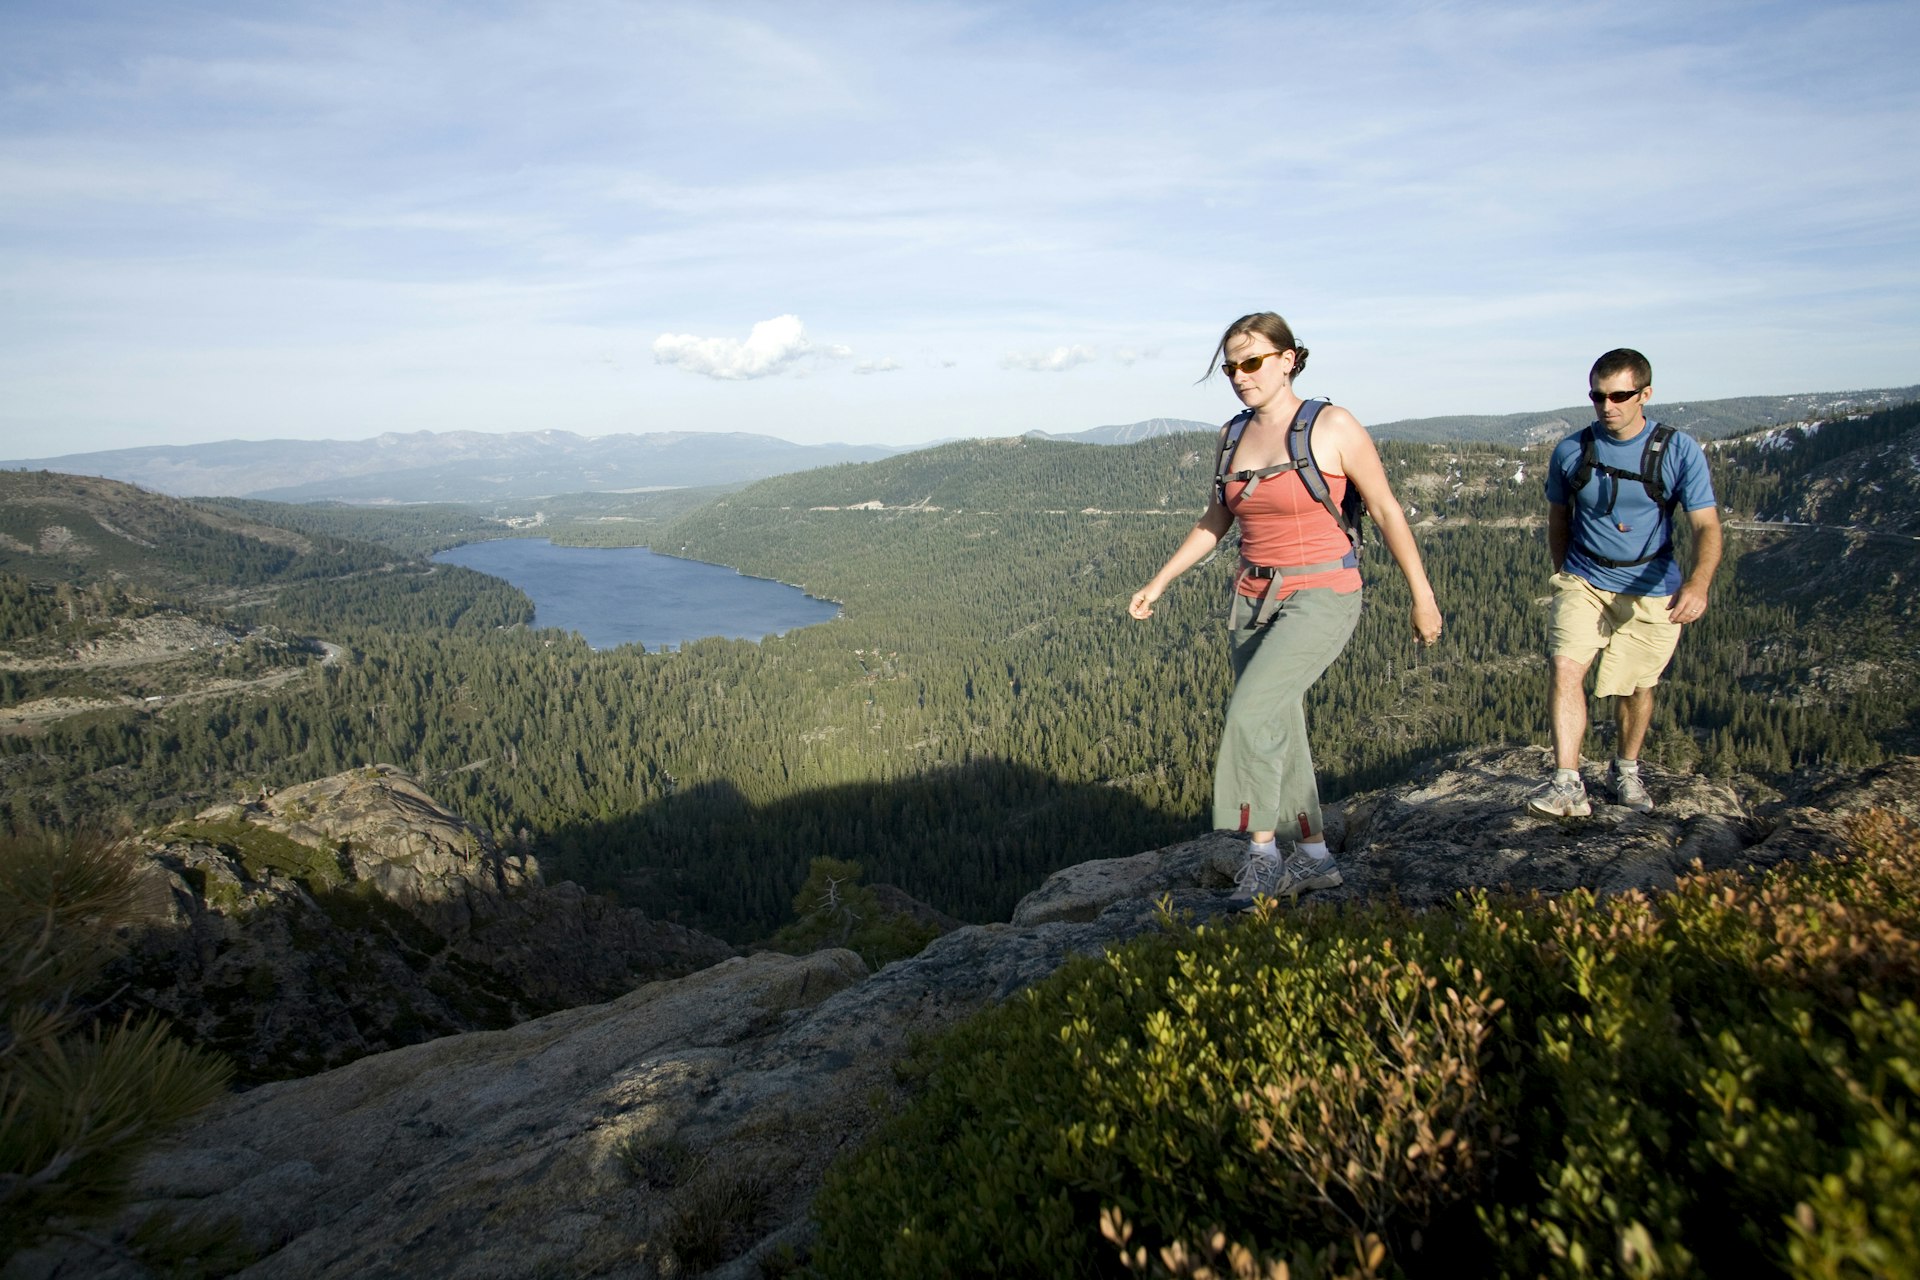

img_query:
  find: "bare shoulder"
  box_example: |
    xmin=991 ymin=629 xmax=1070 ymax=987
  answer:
xmin=1313 ymin=403 xmax=1366 ymax=437
xmin=1309 ymin=404 xmax=1376 ymax=472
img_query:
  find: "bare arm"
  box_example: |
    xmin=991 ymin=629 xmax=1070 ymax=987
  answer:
xmin=1547 ymin=502 xmax=1571 ymax=571
xmin=1129 ymin=500 xmax=1234 ymax=620
xmin=1323 ymin=411 xmax=1442 ymax=645
xmin=1668 ymin=505 xmax=1722 ymax=623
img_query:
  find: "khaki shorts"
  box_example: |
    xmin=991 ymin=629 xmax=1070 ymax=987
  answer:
xmin=1547 ymin=570 xmax=1681 ymax=698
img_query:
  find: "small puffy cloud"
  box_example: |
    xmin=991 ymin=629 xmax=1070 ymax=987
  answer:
xmin=854 ymin=357 xmax=902 ymax=375
xmin=653 ymin=314 xmax=819 ymax=380
xmin=1000 ymin=345 xmax=1096 ymax=373
xmin=1112 ymin=346 xmax=1160 ymax=366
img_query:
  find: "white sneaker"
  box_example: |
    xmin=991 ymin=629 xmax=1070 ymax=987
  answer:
xmin=1610 ymin=764 xmax=1654 ymax=813
xmin=1281 ymin=850 xmax=1343 ymax=895
xmin=1226 ymin=848 xmax=1288 ymax=908
xmin=1526 ymin=775 xmax=1591 ymax=819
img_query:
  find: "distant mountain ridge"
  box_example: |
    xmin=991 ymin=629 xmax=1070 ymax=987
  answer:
xmin=1024 ymin=417 xmax=1216 ymax=444
xmin=8 ymin=385 xmax=1914 ymax=505
xmin=1057 ymin=388 xmax=1920 ymax=449
xmin=1019 ymin=387 xmax=1920 ymax=452
xmin=1 ymin=429 xmax=901 ymax=503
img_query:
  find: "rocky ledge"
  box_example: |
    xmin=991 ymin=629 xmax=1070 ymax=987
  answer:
xmin=18 ymin=747 xmax=1917 ymax=1280
xmin=112 ymin=764 xmax=734 ymax=1083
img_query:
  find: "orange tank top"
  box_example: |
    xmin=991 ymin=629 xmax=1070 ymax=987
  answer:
xmin=1225 ymin=470 xmax=1362 ymax=598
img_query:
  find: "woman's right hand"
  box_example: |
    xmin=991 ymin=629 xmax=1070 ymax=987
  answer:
xmin=1411 ymin=597 xmax=1443 ymax=646
xmin=1130 ymin=513 xmax=1225 ymax=621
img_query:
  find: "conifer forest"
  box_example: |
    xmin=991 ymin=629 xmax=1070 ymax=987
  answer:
xmin=2 ymin=404 xmax=1916 ymax=944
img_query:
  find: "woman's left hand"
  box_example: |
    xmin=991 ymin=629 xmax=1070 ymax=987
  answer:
xmin=1411 ymin=598 xmax=1442 ymax=646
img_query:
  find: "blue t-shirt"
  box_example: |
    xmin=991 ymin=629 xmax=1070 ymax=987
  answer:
xmin=1545 ymin=418 xmax=1716 ymax=596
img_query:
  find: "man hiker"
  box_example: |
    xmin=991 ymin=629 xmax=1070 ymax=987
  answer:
xmin=1528 ymin=347 xmax=1722 ymax=817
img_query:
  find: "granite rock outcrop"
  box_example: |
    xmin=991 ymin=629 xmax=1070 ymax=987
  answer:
xmin=113 ymin=764 xmax=735 ymax=1082
xmin=18 ymin=747 xmax=1915 ymax=1279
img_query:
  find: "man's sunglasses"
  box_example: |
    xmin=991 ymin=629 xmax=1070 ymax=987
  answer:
xmin=1221 ymin=352 xmax=1289 ymax=377
xmin=1589 ymin=388 xmax=1646 ymax=405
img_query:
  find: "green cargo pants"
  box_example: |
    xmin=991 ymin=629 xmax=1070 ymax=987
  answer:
xmin=1212 ymin=584 xmax=1363 ymax=837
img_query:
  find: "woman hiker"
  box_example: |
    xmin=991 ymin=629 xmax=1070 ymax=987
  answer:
xmin=1129 ymin=311 xmax=1443 ymax=905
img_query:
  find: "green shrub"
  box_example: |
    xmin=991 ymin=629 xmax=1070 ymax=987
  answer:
xmin=1 ymin=829 xmax=233 ymax=1259
xmin=765 ymin=857 xmax=943 ymax=969
xmin=162 ymin=820 xmax=346 ymax=892
xmin=660 ymin=1166 xmax=776 ymax=1275
xmin=810 ymin=814 xmax=1920 ymax=1278
xmin=616 ymin=1133 xmax=697 ymax=1190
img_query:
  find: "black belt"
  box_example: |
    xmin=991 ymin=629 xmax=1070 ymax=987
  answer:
xmin=1575 ymin=539 xmax=1671 ymax=569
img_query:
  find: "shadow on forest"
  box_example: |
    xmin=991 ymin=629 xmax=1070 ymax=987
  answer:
xmin=1737 ymin=529 xmax=1918 ymax=613
xmin=540 ymin=757 xmax=1205 ymax=945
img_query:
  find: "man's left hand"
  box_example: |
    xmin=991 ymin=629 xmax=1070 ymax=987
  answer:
xmin=1668 ymin=582 xmax=1709 ymax=624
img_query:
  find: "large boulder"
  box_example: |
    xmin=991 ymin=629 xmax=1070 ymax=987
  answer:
xmin=196 ymin=766 xmax=541 ymax=932
xmin=115 ymin=764 xmax=735 ymax=1082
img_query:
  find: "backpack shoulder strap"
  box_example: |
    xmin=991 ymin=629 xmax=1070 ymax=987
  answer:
xmin=1641 ymin=424 xmax=1677 ymax=511
xmin=1288 ymin=399 xmax=1339 ymax=528
xmin=1293 ymin=399 xmax=1364 ymax=557
xmin=1211 ymin=410 xmax=1254 ymax=507
xmin=1568 ymin=425 xmax=1601 ymax=493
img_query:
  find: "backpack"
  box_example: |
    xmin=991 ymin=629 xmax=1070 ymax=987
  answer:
xmin=1567 ymin=423 xmax=1679 ymax=568
xmin=1211 ymin=398 xmax=1364 ymax=560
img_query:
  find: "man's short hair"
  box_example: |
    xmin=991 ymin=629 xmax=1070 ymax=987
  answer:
xmin=1590 ymin=348 xmax=1652 ymax=388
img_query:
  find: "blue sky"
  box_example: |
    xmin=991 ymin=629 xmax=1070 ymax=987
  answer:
xmin=3 ymin=0 xmax=1916 ymax=455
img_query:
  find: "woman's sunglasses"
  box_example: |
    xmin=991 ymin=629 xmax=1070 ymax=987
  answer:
xmin=1589 ymin=388 xmax=1645 ymax=405
xmin=1221 ymin=352 xmax=1289 ymax=377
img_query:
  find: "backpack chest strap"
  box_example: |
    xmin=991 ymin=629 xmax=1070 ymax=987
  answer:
xmin=1571 ymin=423 xmax=1679 ymax=519
xmin=1223 ymin=458 xmax=1307 ymax=507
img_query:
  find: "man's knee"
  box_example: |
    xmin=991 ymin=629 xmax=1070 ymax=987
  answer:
xmin=1549 ymin=654 xmax=1591 ymax=691
xmin=1617 ymin=684 xmax=1656 ymax=712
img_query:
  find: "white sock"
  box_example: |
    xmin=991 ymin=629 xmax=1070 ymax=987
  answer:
xmin=1614 ymin=758 xmax=1640 ymax=774
xmin=1555 ymin=767 xmax=1581 ymax=786
xmin=1296 ymin=840 xmax=1331 ymax=861
xmin=1248 ymin=838 xmax=1278 ymax=859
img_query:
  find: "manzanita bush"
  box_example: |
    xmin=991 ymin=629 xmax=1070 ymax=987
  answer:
xmin=810 ymin=812 xmax=1920 ymax=1279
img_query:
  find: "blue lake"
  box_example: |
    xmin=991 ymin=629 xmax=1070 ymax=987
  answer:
xmin=432 ymin=539 xmax=840 ymax=652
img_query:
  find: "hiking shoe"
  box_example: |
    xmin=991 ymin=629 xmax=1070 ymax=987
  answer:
xmin=1610 ymin=764 xmax=1655 ymax=813
xmin=1226 ymin=847 xmax=1288 ymax=908
xmin=1526 ymin=774 xmax=1591 ymax=819
xmin=1280 ymin=850 xmax=1343 ymax=895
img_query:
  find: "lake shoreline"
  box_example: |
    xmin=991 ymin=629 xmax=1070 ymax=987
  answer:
xmin=430 ymin=538 xmax=841 ymax=652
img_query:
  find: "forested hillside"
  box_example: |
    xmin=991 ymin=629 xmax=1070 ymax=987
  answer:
xmin=0 ymin=471 xmax=396 ymax=593
xmin=198 ymin=485 xmax=746 ymax=555
xmin=1367 ymin=383 xmax=1920 ymax=444
xmin=1712 ymin=399 xmax=1920 ymax=531
xmin=2 ymin=407 xmax=1915 ymax=943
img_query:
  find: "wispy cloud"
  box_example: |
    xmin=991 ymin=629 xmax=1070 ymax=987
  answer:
xmin=854 ymin=357 xmax=901 ymax=375
xmin=1001 ymin=345 xmax=1096 ymax=373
